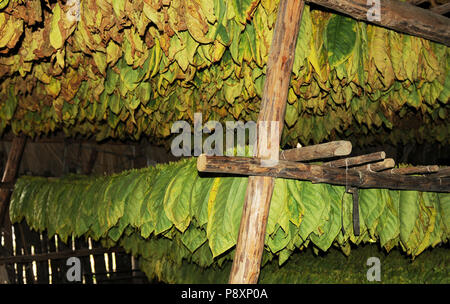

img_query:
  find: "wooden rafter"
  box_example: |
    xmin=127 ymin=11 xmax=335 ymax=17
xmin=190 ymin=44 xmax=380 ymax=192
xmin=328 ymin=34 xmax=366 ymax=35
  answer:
xmin=306 ymin=0 xmax=450 ymax=46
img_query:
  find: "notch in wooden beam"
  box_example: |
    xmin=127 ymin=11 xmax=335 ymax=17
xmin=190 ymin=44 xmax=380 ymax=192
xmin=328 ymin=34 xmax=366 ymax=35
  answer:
xmin=280 ymin=140 xmax=352 ymax=162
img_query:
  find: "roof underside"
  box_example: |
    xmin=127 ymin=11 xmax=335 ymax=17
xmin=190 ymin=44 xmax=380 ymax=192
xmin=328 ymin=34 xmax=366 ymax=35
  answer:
xmin=0 ymin=0 xmax=449 ymax=148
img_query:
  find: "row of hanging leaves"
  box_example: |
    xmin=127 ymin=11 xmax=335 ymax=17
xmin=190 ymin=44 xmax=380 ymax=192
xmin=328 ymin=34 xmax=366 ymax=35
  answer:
xmin=10 ymin=158 xmax=450 ymax=278
xmin=0 ymin=0 xmax=448 ymax=147
xmin=137 ymin=241 xmax=450 ymax=284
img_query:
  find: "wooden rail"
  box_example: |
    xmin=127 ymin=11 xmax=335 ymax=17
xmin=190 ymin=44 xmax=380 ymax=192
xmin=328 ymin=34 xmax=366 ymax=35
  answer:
xmin=197 ymin=155 xmax=450 ymax=193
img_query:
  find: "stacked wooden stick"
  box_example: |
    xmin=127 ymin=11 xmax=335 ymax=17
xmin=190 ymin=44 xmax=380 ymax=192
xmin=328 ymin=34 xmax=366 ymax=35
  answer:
xmin=197 ymin=140 xmax=450 ymax=193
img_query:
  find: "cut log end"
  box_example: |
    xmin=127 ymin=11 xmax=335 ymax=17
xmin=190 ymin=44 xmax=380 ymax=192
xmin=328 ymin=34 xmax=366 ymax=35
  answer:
xmin=197 ymin=154 xmax=207 ymax=172
xmin=334 ymin=141 xmax=353 ymax=156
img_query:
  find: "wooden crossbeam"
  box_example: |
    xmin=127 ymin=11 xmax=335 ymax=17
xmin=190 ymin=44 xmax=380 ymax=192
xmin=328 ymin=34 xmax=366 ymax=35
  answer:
xmin=197 ymin=155 xmax=450 ymax=193
xmin=280 ymin=141 xmax=352 ymax=161
xmin=307 ymin=0 xmax=450 ymax=46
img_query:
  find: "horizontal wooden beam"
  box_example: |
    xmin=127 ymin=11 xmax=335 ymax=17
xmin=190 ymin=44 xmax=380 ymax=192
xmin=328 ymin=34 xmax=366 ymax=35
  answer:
xmin=280 ymin=141 xmax=352 ymax=161
xmin=197 ymin=155 xmax=450 ymax=192
xmin=389 ymin=165 xmax=440 ymax=175
xmin=307 ymin=0 xmax=450 ymax=46
xmin=324 ymin=151 xmax=386 ymax=168
xmin=0 ymin=247 xmax=124 ymax=265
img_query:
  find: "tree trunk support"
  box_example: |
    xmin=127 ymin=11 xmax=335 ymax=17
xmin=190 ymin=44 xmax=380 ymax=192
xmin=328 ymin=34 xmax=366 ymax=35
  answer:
xmin=228 ymin=0 xmax=305 ymax=284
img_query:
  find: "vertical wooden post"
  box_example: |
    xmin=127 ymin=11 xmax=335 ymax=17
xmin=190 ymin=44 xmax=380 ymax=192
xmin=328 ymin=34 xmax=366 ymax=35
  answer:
xmin=0 ymin=136 xmax=26 ymax=228
xmin=228 ymin=0 xmax=305 ymax=284
xmin=0 ymin=136 xmax=26 ymax=284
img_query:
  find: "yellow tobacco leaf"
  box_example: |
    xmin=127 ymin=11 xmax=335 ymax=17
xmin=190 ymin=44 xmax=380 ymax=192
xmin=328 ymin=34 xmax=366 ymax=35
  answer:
xmin=49 ymin=3 xmax=63 ymax=50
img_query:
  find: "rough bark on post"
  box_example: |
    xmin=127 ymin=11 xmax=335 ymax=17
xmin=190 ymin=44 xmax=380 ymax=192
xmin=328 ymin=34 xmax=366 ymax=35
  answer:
xmin=0 ymin=136 xmax=27 ymax=228
xmin=228 ymin=0 xmax=305 ymax=284
xmin=0 ymin=136 xmax=26 ymax=284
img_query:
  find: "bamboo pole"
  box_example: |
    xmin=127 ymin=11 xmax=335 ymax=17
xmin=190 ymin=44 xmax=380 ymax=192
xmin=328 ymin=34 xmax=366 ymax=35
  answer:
xmin=228 ymin=0 xmax=305 ymax=284
xmin=306 ymin=0 xmax=450 ymax=46
xmin=197 ymin=155 xmax=450 ymax=193
xmin=280 ymin=141 xmax=352 ymax=161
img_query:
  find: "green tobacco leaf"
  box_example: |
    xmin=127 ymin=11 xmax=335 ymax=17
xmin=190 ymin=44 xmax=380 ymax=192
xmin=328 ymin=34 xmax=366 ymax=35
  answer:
xmin=292 ymin=5 xmax=312 ymax=76
xmin=190 ymin=173 xmax=215 ymax=227
xmin=325 ymin=14 xmax=357 ymax=69
xmin=267 ymin=225 xmax=291 ymax=254
xmin=359 ymin=188 xmax=384 ymax=237
xmin=207 ymin=176 xmax=247 ymax=257
xmin=9 ymin=177 xmax=29 ymax=223
xmin=147 ymin=164 xmax=181 ymax=235
xmin=376 ymin=189 xmax=400 ymax=249
xmin=163 ymin=161 xmax=195 ymax=233
xmin=0 ymin=0 xmax=9 ymax=10
xmin=310 ymin=185 xmax=342 ymax=251
xmin=268 ymin=179 xmax=290 ymax=236
xmin=438 ymin=193 xmax=450 ymax=236
xmin=399 ymin=191 xmax=420 ymax=249
xmin=181 ymin=226 xmax=207 ymax=253
xmin=119 ymin=171 xmax=147 ymax=231
xmin=288 ymin=181 xmax=327 ymax=241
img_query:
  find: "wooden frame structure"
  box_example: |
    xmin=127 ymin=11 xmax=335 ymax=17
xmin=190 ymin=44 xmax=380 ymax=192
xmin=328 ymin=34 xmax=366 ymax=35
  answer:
xmin=197 ymin=0 xmax=450 ymax=284
xmin=0 ymin=0 xmax=449 ymax=285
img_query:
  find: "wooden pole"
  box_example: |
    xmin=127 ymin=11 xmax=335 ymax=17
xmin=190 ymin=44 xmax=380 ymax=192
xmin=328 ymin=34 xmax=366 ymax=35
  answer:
xmin=280 ymin=141 xmax=352 ymax=161
xmin=0 ymin=136 xmax=26 ymax=284
xmin=0 ymin=136 xmax=26 ymax=228
xmin=228 ymin=0 xmax=305 ymax=284
xmin=429 ymin=167 xmax=450 ymax=178
xmin=352 ymin=158 xmax=395 ymax=172
xmin=306 ymin=0 xmax=450 ymax=46
xmin=324 ymin=151 xmax=386 ymax=168
xmin=389 ymin=165 xmax=439 ymax=175
xmin=197 ymin=155 xmax=450 ymax=193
